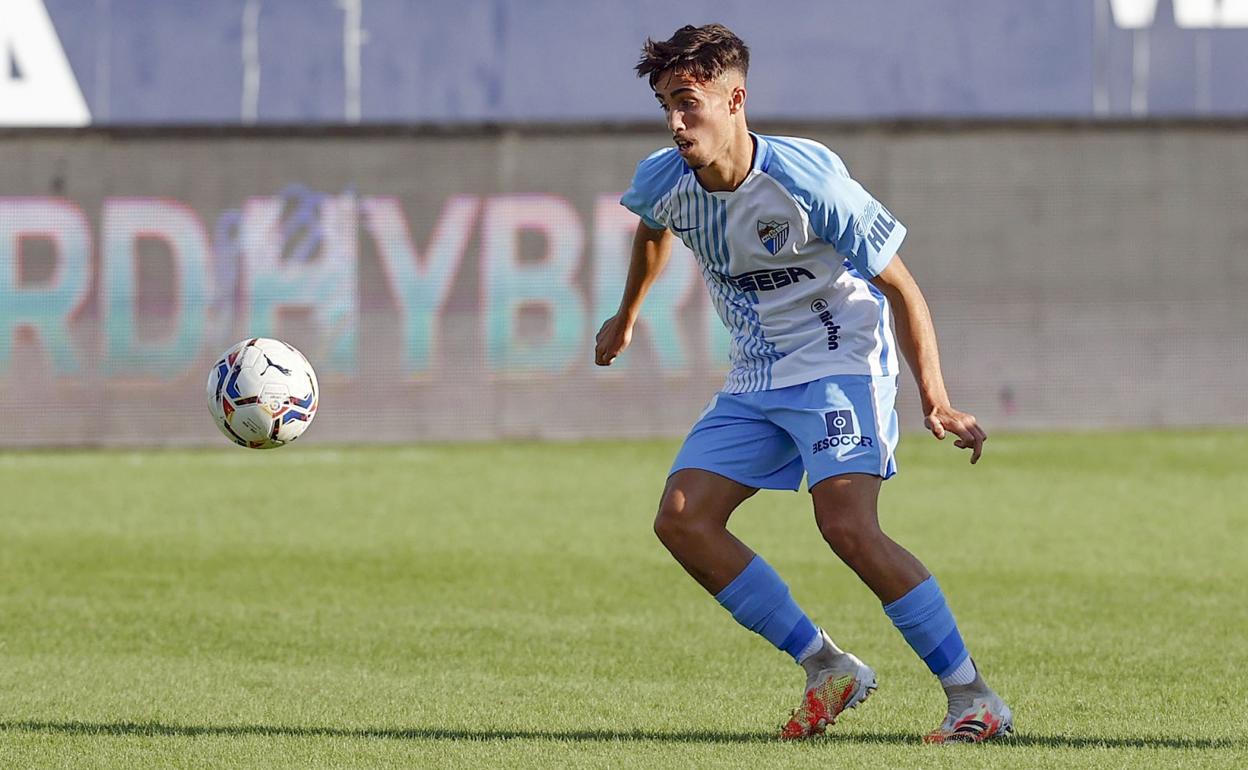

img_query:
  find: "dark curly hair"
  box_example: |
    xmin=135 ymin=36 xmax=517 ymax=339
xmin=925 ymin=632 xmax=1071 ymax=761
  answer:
xmin=635 ymin=24 xmax=750 ymax=88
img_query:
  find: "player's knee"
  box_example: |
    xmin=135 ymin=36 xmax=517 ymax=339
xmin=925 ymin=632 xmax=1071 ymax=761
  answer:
xmin=653 ymin=491 xmax=714 ymax=548
xmin=653 ymin=495 xmax=688 ymax=546
xmin=652 ymin=512 xmax=676 ymax=547
xmin=817 ymin=512 xmax=881 ymax=564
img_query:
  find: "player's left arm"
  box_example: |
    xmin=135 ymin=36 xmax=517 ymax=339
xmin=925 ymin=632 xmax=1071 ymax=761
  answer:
xmin=869 ymin=255 xmax=987 ymax=463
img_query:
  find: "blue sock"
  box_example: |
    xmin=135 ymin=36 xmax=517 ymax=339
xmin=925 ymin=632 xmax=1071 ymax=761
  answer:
xmin=883 ymin=575 xmax=970 ymax=679
xmin=715 ymin=555 xmax=818 ymax=661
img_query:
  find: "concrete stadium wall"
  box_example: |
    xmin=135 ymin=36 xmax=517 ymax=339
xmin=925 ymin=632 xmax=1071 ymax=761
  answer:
xmin=0 ymin=122 xmax=1244 ymax=446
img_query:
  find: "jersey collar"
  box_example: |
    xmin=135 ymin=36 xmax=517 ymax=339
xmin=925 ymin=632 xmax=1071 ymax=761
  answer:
xmin=751 ymin=132 xmax=772 ymax=175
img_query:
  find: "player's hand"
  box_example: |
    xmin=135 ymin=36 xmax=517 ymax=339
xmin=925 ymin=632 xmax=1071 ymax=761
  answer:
xmin=594 ymin=313 xmax=633 ymax=366
xmin=924 ymin=404 xmax=987 ymax=464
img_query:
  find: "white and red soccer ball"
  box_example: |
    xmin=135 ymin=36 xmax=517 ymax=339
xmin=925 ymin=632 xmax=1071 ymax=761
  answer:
xmin=206 ymin=338 xmax=319 ymax=449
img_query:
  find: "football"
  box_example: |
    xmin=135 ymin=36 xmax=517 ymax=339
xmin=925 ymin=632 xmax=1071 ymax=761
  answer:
xmin=206 ymin=338 xmax=319 ymax=449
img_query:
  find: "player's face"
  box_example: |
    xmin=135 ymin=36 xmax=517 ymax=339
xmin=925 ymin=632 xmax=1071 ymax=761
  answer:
xmin=652 ymin=70 xmax=742 ymax=170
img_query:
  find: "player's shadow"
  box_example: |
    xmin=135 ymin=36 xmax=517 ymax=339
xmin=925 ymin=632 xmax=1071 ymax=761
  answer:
xmin=0 ymin=720 xmax=1243 ymax=750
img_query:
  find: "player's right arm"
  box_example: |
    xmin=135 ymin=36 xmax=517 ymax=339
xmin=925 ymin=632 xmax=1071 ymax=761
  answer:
xmin=594 ymin=221 xmax=673 ymax=366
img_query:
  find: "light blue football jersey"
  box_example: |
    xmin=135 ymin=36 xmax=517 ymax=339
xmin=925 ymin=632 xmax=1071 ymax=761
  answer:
xmin=621 ymin=133 xmax=906 ymax=393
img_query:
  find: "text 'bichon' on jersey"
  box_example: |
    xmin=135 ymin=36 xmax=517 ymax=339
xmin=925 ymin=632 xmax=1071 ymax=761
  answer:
xmin=621 ymin=133 xmax=906 ymax=394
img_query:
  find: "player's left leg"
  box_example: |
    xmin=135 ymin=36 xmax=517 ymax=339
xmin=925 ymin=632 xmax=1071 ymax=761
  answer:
xmin=768 ymin=373 xmax=1011 ymax=743
xmin=810 ymin=473 xmax=1013 ymax=743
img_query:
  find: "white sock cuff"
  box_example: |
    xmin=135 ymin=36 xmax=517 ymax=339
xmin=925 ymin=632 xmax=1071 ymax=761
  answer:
xmin=939 ymin=656 xmax=977 ymax=687
xmin=796 ymin=628 xmax=845 ymax=662
xmin=796 ymin=631 xmax=825 ymax=662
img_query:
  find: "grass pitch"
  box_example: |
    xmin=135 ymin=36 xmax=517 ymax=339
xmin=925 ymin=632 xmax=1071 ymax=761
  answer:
xmin=0 ymin=431 xmax=1245 ymax=768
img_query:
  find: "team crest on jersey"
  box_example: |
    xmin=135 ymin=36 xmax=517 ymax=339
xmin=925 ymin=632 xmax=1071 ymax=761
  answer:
xmin=757 ymin=219 xmax=790 ymax=255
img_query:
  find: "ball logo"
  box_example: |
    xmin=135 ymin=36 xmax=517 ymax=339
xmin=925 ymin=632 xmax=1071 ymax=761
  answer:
xmin=260 ymin=383 xmax=290 ymax=416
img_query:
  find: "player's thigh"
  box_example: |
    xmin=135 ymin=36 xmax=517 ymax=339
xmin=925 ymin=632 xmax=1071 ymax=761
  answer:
xmin=669 ymin=392 xmax=805 ymax=493
xmin=809 ymin=472 xmax=883 ymax=534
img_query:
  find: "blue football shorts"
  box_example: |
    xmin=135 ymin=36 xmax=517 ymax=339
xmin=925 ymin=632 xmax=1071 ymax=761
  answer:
xmin=671 ymin=374 xmax=900 ymax=491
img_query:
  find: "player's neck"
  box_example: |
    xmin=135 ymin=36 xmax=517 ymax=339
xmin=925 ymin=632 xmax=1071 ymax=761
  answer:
xmin=694 ymin=129 xmax=755 ymax=193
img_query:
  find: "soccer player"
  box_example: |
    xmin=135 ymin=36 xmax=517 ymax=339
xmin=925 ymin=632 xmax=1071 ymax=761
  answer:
xmin=595 ymin=24 xmax=1013 ymax=743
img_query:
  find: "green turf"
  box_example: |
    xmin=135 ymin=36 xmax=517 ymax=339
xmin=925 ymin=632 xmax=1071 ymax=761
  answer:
xmin=0 ymin=431 xmax=1245 ymax=768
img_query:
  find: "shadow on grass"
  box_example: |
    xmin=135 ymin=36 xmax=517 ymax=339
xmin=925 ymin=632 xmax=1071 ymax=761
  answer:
xmin=0 ymin=721 xmax=1242 ymax=750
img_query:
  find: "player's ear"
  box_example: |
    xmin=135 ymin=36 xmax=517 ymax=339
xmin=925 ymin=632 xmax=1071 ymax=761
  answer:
xmin=729 ymin=84 xmax=746 ymax=114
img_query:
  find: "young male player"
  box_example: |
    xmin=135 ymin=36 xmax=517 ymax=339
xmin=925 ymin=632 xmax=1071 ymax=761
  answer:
xmin=594 ymin=24 xmax=1013 ymax=743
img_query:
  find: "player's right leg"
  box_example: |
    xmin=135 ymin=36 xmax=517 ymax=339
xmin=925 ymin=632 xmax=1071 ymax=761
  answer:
xmin=653 ymin=468 xmax=757 ymax=593
xmin=656 ymin=393 xmax=876 ymax=739
xmin=655 ymin=469 xmax=876 ymax=739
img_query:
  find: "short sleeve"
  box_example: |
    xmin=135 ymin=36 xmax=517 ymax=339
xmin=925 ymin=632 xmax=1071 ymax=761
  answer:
xmin=620 ymin=148 xmax=685 ymax=230
xmin=764 ymin=138 xmax=906 ymax=278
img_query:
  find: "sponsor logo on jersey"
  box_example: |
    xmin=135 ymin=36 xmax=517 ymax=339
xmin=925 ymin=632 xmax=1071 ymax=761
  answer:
xmin=864 ymin=207 xmax=897 ymax=252
xmin=811 ymin=408 xmax=874 ymax=454
xmin=728 ymin=266 xmax=814 ymax=293
xmin=810 ymin=298 xmax=840 ymax=349
xmin=817 ymin=310 xmax=841 ymax=350
xmin=854 ymin=200 xmax=899 ymax=251
xmin=757 ymin=219 xmax=790 ymax=255
xmin=854 ymin=201 xmax=881 ymax=238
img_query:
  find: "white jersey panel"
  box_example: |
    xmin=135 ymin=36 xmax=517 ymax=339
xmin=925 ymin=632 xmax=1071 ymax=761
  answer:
xmin=620 ymin=134 xmax=904 ymax=393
